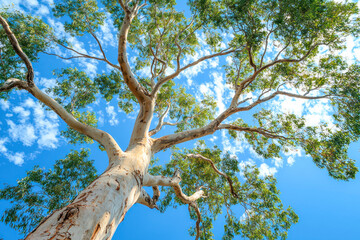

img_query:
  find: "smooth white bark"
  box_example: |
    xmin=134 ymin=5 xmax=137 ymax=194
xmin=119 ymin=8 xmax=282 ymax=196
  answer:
xmin=26 ymin=144 xmax=152 ymax=240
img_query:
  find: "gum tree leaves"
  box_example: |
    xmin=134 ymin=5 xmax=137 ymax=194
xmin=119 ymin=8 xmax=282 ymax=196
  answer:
xmin=0 ymin=10 xmax=54 ymax=98
xmin=49 ymin=68 xmax=99 ymax=144
xmin=0 ymin=149 xmax=97 ymax=235
xmin=150 ymin=145 xmax=298 ymax=240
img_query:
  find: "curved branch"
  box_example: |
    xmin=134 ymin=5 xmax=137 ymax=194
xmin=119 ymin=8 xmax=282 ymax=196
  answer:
xmin=54 ymin=42 xmax=120 ymax=70
xmin=143 ymin=170 xmax=204 ymax=203
xmin=151 ymin=48 xmax=243 ymax=96
xmin=118 ymin=10 xmax=150 ymax=103
xmin=28 ymin=85 xmax=122 ymax=160
xmin=136 ymin=187 xmax=159 ymax=210
xmin=187 ymin=154 xmax=238 ymax=198
xmin=0 ymin=15 xmax=34 ymax=86
xmin=149 ymin=103 xmax=170 ymax=136
xmin=0 ymin=78 xmax=28 ymax=92
xmin=217 ymin=124 xmax=290 ymax=140
xmin=189 ymin=203 xmax=202 ymax=240
xmin=0 ymin=15 xmax=123 ymax=161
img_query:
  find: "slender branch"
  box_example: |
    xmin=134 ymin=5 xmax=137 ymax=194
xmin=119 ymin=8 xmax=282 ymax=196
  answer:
xmin=43 ymin=52 xmax=84 ymax=60
xmin=143 ymin=170 xmax=204 ymax=203
xmin=149 ymin=103 xmax=171 ymax=136
xmin=189 ymin=203 xmax=202 ymax=240
xmin=247 ymin=46 xmax=257 ymax=72
xmin=187 ymin=154 xmax=239 ymax=198
xmin=151 ymin=48 xmax=243 ymax=96
xmin=0 ymin=78 xmax=28 ymax=92
xmin=217 ymin=124 xmax=289 ymax=140
xmin=118 ymin=10 xmax=150 ymax=103
xmin=136 ymin=187 xmax=159 ymax=210
xmin=260 ymin=30 xmax=273 ymax=67
xmin=0 ymin=15 xmax=34 ymax=86
xmin=29 ymin=85 xmax=122 ymax=160
xmin=55 ymin=42 xmax=120 ymax=70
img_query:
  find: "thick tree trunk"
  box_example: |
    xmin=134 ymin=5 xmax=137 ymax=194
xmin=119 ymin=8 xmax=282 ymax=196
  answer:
xmin=25 ymin=142 xmax=152 ymax=240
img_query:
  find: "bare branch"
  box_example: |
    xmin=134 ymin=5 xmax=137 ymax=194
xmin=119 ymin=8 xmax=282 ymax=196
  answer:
xmin=29 ymin=85 xmax=122 ymax=161
xmin=143 ymin=170 xmax=182 ymax=186
xmin=260 ymin=30 xmax=273 ymax=67
xmin=274 ymin=42 xmax=291 ymax=61
xmin=136 ymin=187 xmax=159 ymax=210
xmin=189 ymin=203 xmax=202 ymax=240
xmin=0 ymin=15 xmax=34 ymax=86
xmin=247 ymin=46 xmax=257 ymax=72
xmin=0 ymin=78 xmax=28 ymax=92
xmin=187 ymin=154 xmax=239 ymax=198
xmin=55 ymin=42 xmax=120 ymax=70
xmin=149 ymin=103 xmax=171 ymax=136
xmin=151 ymin=48 xmax=243 ymax=96
xmin=43 ymin=52 xmax=84 ymax=60
xmin=143 ymin=170 xmax=205 ymax=203
xmin=217 ymin=124 xmax=290 ymax=140
xmin=118 ymin=11 xmax=150 ymax=103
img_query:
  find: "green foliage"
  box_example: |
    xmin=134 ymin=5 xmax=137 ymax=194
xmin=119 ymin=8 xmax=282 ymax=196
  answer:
xmin=227 ymin=108 xmax=358 ymax=180
xmin=51 ymin=67 xmax=98 ymax=112
xmin=48 ymin=68 xmax=99 ymax=144
xmin=61 ymin=110 xmax=98 ymax=144
xmin=53 ymin=0 xmax=106 ymax=36
xmin=155 ymin=81 xmax=217 ymax=133
xmin=0 ymin=10 xmax=54 ymax=98
xmin=94 ymin=70 xmax=137 ymax=114
xmin=0 ymin=149 xmax=97 ymax=235
xmin=149 ymin=145 xmax=298 ymax=239
xmin=1 ymin=0 xmax=360 ymax=238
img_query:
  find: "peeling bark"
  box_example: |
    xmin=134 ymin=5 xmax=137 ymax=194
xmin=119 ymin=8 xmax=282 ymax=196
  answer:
xmin=26 ymin=142 xmax=153 ymax=240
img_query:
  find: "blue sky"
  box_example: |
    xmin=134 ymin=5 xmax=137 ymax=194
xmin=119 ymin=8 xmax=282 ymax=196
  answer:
xmin=1 ymin=0 xmax=360 ymax=239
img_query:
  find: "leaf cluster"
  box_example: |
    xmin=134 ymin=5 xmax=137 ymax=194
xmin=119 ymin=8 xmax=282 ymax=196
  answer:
xmin=149 ymin=145 xmax=298 ymax=239
xmin=0 ymin=149 xmax=97 ymax=235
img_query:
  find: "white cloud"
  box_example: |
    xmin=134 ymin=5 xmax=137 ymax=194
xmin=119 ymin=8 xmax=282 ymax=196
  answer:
xmin=273 ymin=157 xmax=283 ymax=168
xmin=99 ymin=13 xmax=117 ymax=47
xmin=36 ymin=4 xmax=49 ymax=16
xmin=239 ymin=159 xmax=255 ymax=172
xmin=0 ymin=138 xmax=25 ymax=166
xmin=22 ymin=98 xmax=59 ymax=148
xmin=0 ymin=138 xmax=8 ymax=153
xmin=13 ymin=106 xmax=31 ymax=123
xmin=212 ymin=71 xmax=226 ymax=114
xmin=287 ymin=156 xmax=295 ymax=166
xmin=258 ymin=163 xmax=277 ymax=177
xmin=38 ymin=77 xmax=57 ymax=89
xmin=0 ymin=99 xmax=10 ymax=111
xmin=221 ymin=131 xmax=246 ymax=157
xmin=9 ymin=152 xmax=25 ymax=166
xmin=7 ymin=120 xmax=37 ymax=146
xmin=106 ymin=105 xmax=119 ymax=126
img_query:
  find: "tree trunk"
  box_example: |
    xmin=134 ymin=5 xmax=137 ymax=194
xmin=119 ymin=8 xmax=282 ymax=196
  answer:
xmin=25 ymin=142 xmax=152 ymax=240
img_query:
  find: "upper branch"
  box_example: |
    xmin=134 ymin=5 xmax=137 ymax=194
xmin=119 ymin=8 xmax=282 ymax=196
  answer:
xmin=151 ymin=48 xmax=242 ymax=96
xmin=187 ymin=154 xmax=238 ymax=198
xmin=118 ymin=5 xmax=150 ymax=104
xmin=0 ymin=16 xmax=122 ymax=162
xmin=0 ymin=15 xmax=34 ymax=87
xmin=51 ymin=41 xmax=120 ymax=70
xmin=217 ymin=124 xmax=289 ymax=140
xmin=149 ymin=102 xmax=170 ymax=136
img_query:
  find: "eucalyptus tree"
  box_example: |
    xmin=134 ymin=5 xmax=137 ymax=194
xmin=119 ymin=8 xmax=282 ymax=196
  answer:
xmin=0 ymin=0 xmax=360 ymax=239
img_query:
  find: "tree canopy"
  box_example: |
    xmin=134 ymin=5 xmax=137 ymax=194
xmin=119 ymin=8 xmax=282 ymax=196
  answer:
xmin=0 ymin=0 xmax=360 ymax=239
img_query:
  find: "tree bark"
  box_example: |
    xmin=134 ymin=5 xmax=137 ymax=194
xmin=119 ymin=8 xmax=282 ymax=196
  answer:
xmin=25 ymin=141 xmax=152 ymax=240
